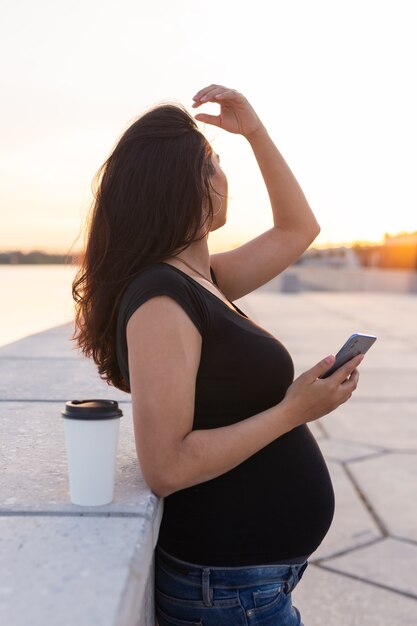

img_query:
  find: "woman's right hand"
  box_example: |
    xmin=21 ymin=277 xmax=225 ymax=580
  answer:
xmin=192 ymin=85 xmax=263 ymax=138
xmin=283 ymin=353 xmax=364 ymax=427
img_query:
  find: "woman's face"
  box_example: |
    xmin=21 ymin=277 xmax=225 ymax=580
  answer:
xmin=207 ymin=152 xmax=228 ymax=232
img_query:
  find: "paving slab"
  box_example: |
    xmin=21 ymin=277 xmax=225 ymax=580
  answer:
xmin=315 ymin=437 xmax=386 ymax=462
xmin=0 ymin=401 xmax=157 ymax=516
xmin=302 ymin=293 xmax=417 ymax=346
xmin=348 ymin=453 xmax=417 ymax=542
xmin=306 ymin=420 xmax=324 ymax=440
xmin=234 ymin=295 xmax=259 ymax=321
xmin=249 ymin=291 xmax=379 ymax=330
xmin=311 ymin=461 xmax=381 ymax=561
xmin=0 ymin=356 xmax=130 ymax=401
xmin=289 ymin=367 xmax=416 ymax=399
xmin=0 ymin=514 xmax=160 ymax=626
xmin=350 ymin=337 xmax=417 ymax=371
xmin=260 ymin=286 xmax=417 ymax=323
xmin=0 ymin=323 xmax=77 ymax=359
xmin=0 ymin=322 xmax=129 ymax=402
xmin=292 ymin=562 xmax=417 ymax=626
xmin=344 ymin=369 xmax=417 ymax=400
xmin=320 ymin=401 xmax=417 ymax=450
xmin=323 ymin=537 xmax=417 ymax=598
xmin=254 ymin=300 xmax=355 ymax=349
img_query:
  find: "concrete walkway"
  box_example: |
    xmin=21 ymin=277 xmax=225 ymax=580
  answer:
xmin=243 ymin=289 xmax=417 ymax=625
xmin=1 ymin=288 xmax=417 ymax=625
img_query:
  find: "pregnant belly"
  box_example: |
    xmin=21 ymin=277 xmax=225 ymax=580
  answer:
xmin=160 ymin=424 xmax=335 ymax=566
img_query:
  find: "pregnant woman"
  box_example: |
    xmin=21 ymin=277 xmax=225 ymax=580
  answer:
xmin=73 ymin=85 xmax=363 ymax=625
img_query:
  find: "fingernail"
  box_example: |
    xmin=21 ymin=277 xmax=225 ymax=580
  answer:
xmin=325 ymin=355 xmax=335 ymax=364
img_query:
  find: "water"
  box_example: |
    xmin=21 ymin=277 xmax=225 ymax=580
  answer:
xmin=0 ymin=265 xmax=79 ymax=347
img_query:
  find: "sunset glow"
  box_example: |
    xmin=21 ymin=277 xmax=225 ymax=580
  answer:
xmin=1 ymin=0 xmax=416 ymax=253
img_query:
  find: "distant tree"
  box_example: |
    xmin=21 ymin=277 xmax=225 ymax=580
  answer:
xmin=0 ymin=250 xmax=76 ymax=264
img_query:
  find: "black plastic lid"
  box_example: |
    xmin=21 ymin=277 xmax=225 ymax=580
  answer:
xmin=61 ymin=399 xmax=123 ymax=420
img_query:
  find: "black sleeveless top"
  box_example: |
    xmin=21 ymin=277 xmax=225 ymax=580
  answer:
xmin=116 ymin=262 xmax=335 ymax=566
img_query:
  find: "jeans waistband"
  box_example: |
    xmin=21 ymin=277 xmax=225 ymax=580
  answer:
xmin=155 ymin=545 xmax=309 ymax=593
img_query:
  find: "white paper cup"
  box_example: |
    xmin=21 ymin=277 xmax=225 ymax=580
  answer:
xmin=61 ymin=399 xmax=123 ymax=506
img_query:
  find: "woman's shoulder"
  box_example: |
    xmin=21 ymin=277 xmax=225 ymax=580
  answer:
xmin=123 ymin=262 xmax=191 ymax=297
xmin=118 ymin=262 xmax=209 ymax=332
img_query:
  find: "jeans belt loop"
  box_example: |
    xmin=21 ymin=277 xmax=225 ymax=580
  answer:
xmin=202 ymin=568 xmax=212 ymax=607
xmin=284 ymin=569 xmax=296 ymax=595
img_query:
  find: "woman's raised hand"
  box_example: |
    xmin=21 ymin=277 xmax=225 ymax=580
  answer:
xmin=192 ymin=85 xmax=263 ymax=138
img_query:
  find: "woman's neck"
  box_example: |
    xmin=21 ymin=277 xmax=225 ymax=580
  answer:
xmin=166 ymin=238 xmax=211 ymax=279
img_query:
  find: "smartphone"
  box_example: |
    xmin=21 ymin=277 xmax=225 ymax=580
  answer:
xmin=319 ymin=333 xmax=377 ymax=379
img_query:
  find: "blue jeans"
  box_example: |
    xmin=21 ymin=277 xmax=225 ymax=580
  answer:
xmin=155 ymin=545 xmax=308 ymax=625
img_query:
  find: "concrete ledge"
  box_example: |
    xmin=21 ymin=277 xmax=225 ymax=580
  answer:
xmin=0 ymin=325 xmax=162 ymax=626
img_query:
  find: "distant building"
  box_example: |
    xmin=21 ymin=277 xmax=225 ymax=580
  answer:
xmin=299 ymin=231 xmax=417 ymax=271
xmin=354 ymin=232 xmax=417 ymax=270
xmin=298 ymin=246 xmax=361 ymax=268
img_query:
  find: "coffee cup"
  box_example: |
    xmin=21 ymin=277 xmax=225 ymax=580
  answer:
xmin=61 ymin=399 xmax=123 ymax=506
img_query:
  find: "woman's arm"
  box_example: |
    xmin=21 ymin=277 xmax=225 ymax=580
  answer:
xmin=127 ymin=295 xmax=362 ymax=498
xmin=246 ymin=125 xmax=320 ymax=235
xmin=193 ymin=85 xmax=321 ymax=300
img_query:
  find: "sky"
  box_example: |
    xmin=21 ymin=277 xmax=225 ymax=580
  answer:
xmin=1 ymin=0 xmax=416 ymax=253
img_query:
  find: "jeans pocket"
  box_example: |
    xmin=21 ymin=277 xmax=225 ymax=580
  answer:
xmin=239 ymin=582 xmax=286 ymax=619
xmin=253 ymin=583 xmax=285 ymax=609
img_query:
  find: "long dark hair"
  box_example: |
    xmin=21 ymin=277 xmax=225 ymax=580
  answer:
xmin=72 ymin=104 xmax=216 ymax=391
